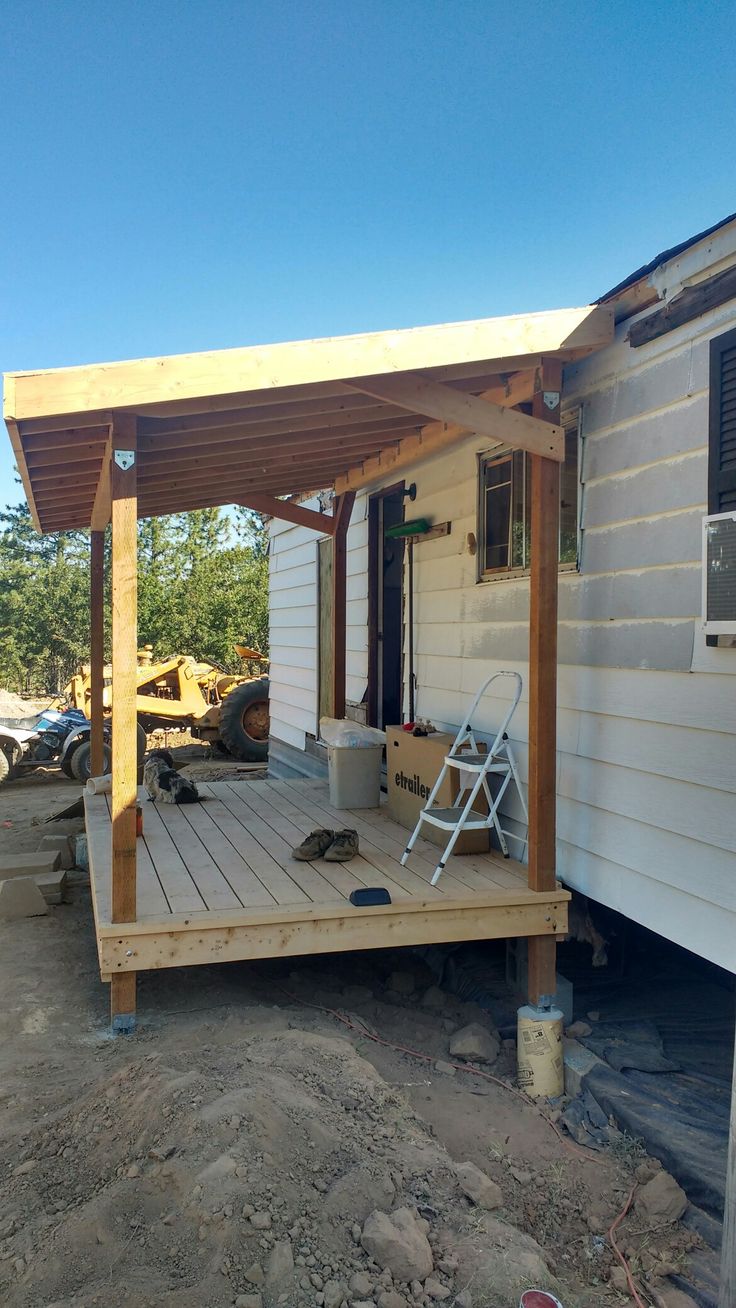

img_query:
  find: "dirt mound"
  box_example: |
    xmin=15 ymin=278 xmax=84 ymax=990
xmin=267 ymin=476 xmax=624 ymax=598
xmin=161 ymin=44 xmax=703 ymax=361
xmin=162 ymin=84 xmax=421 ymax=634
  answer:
xmin=0 ymin=1026 xmax=558 ymax=1307
xmin=0 ymin=691 xmax=47 ymax=720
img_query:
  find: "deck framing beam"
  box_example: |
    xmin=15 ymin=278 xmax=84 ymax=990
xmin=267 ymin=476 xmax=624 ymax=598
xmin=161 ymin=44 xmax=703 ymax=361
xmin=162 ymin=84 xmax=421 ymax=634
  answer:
xmin=526 ymin=359 xmax=562 ymax=1007
xmin=110 ymin=412 xmax=138 ymax=1032
xmin=238 ymin=493 xmax=337 ymax=536
xmin=344 ymin=372 xmax=564 ymax=461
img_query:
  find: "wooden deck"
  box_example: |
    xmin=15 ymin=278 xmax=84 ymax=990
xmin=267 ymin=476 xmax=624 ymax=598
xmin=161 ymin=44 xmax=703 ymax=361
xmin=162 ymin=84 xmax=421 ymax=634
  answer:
xmin=84 ymin=778 xmax=569 ymax=979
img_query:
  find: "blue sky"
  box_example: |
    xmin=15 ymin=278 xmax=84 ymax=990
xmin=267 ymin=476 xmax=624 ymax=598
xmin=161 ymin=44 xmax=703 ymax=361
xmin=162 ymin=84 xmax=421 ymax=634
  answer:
xmin=2 ymin=0 xmax=735 ymax=500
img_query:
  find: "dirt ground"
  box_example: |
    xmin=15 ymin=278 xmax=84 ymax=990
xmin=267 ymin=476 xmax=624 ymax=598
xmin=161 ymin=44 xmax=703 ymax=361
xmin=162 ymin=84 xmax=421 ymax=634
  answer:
xmin=0 ymin=769 xmax=700 ymax=1308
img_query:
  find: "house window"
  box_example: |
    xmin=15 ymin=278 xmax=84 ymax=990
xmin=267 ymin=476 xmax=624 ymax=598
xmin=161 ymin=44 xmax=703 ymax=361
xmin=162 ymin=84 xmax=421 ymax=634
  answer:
xmin=709 ymin=326 xmax=736 ymax=513
xmin=478 ymin=412 xmax=580 ymax=577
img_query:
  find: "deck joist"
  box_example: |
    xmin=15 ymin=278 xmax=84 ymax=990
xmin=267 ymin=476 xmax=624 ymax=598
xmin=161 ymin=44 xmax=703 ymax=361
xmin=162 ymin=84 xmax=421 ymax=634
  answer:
xmin=84 ymin=778 xmax=569 ymax=978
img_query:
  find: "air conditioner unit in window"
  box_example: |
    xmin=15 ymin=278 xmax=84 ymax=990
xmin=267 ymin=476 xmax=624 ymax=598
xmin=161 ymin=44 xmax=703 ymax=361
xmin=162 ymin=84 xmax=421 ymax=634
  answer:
xmin=703 ymin=512 xmax=736 ymax=634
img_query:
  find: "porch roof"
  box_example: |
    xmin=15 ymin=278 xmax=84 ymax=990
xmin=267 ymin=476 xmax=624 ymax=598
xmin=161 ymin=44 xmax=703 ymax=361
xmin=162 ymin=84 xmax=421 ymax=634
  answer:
xmin=4 ymin=304 xmax=612 ymax=534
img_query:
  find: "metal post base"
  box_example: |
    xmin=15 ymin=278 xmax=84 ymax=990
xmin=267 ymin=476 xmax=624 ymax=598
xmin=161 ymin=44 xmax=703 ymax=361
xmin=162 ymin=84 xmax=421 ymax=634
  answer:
xmin=112 ymin=1012 xmax=137 ymax=1035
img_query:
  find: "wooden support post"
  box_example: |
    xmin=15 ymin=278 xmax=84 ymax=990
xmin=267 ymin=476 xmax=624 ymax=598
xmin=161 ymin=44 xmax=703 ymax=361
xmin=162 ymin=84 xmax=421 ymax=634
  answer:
xmin=331 ymin=491 xmax=356 ymax=718
xmin=89 ymin=529 xmax=105 ymax=777
xmin=720 ymin=1026 xmax=736 ymax=1307
xmin=110 ymin=413 xmax=138 ymax=1032
xmin=526 ymin=360 xmax=562 ymax=1008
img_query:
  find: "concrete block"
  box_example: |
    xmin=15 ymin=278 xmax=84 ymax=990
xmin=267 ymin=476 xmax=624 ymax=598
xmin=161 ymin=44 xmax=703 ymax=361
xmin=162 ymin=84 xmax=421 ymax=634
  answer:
xmin=563 ymin=1037 xmax=605 ymax=1097
xmin=0 ymin=878 xmax=49 ymax=921
xmin=0 ymin=851 xmax=61 ymax=880
xmin=34 ymin=869 xmax=68 ymax=905
xmin=37 ymin=834 xmax=73 ymax=869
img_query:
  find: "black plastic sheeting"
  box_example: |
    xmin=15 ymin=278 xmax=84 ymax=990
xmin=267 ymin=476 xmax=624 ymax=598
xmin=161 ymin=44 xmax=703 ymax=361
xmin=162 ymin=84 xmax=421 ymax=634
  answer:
xmin=582 ymin=1060 xmax=729 ymax=1217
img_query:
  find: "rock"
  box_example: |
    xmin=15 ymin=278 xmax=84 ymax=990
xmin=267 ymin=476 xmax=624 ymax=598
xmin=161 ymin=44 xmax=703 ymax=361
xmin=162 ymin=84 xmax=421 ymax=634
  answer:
xmin=266 ymin=1241 xmax=294 ymax=1287
xmin=424 ymin=1277 xmax=451 ymax=1299
xmin=433 ymin=1060 xmax=456 ymax=1076
xmin=635 ymin=1161 xmax=658 ymax=1184
xmin=455 ymin=1162 xmax=503 ymax=1210
xmin=250 ymin=1211 xmax=273 ymax=1230
xmin=245 ymin=1262 xmax=265 ymax=1285
xmin=377 ymin=1293 xmax=407 ymax=1308
xmin=322 ymin=1279 xmax=346 ymax=1307
xmin=448 ymin=1022 xmax=499 ymax=1065
xmin=13 ymin=1158 xmax=37 ymax=1176
xmin=421 ymin=985 xmax=447 ymax=1010
xmin=349 ymin=1271 xmax=373 ymax=1296
xmin=0 ymin=877 xmax=49 ymax=920
xmin=234 ymin=1296 xmax=263 ymax=1308
xmin=636 ymin=1171 xmax=687 ymax=1224
xmin=510 ymin=1168 xmax=532 ymax=1186
xmin=362 ymin=1207 xmax=434 ymax=1282
xmin=566 ymin=1020 xmax=592 ymax=1038
xmin=387 ymin=971 xmax=416 ymax=995
xmin=454 ymin=1292 xmax=473 ymax=1308
xmin=587 ymin=1010 xmax=600 ymax=1021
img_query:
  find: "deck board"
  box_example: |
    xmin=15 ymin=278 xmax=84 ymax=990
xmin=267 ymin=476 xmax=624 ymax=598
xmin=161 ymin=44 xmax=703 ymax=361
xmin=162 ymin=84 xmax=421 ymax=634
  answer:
xmin=83 ymin=778 xmax=570 ymax=978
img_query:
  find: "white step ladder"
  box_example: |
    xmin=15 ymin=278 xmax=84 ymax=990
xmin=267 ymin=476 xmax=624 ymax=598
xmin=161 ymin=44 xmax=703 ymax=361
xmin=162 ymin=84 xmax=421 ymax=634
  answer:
xmin=400 ymin=671 xmax=528 ymax=885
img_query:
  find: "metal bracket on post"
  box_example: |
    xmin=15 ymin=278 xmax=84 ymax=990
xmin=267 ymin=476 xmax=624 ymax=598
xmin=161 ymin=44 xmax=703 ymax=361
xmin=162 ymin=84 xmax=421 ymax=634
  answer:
xmin=114 ymin=450 xmax=135 ymax=471
xmin=536 ymin=993 xmax=555 ymax=1012
xmin=112 ymin=1012 xmax=137 ymax=1035
xmin=543 ymin=392 xmax=560 ymax=412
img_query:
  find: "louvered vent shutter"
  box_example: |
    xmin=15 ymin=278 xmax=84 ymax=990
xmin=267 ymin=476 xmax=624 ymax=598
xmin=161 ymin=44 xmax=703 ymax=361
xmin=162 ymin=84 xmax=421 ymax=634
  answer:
xmin=709 ymin=327 xmax=736 ymax=512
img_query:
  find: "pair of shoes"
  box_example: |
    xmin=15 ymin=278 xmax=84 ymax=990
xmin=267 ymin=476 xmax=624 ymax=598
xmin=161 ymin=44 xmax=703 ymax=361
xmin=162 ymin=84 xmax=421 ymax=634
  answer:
xmin=292 ymin=828 xmax=359 ymax=862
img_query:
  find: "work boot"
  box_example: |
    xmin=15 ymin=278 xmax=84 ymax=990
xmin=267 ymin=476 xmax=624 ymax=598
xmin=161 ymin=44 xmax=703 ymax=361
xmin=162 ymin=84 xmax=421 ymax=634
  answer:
xmin=325 ymin=829 xmax=359 ymax=862
xmin=292 ymin=829 xmax=334 ymax=861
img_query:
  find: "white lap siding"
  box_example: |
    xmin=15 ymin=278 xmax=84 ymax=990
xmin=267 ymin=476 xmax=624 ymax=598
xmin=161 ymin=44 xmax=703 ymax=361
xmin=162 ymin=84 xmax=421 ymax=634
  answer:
xmin=267 ymin=279 xmax=736 ymax=970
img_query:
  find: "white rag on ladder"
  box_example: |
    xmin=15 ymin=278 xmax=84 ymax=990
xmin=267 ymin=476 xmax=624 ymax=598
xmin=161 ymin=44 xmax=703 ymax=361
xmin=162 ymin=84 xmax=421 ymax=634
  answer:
xmin=400 ymin=671 xmax=528 ymax=885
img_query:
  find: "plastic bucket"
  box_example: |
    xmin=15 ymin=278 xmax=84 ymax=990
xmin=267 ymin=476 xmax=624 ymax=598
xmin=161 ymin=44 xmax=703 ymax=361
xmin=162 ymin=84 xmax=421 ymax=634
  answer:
xmin=520 ymin=1292 xmax=564 ymax=1308
xmin=328 ymin=743 xmax=382 ymax=808
xmin=516 ymin=1005 xmax=564 ymax=1099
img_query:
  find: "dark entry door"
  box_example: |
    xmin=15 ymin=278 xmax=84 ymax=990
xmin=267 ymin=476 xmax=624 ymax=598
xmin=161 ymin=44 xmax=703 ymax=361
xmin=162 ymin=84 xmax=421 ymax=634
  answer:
xmin=368 ymin=484 xmax=404 ymax=728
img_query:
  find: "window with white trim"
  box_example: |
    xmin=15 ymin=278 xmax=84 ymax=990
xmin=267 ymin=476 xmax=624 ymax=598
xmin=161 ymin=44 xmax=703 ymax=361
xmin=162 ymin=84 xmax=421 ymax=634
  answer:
xmin=478 ymin=411 xmax=580 ymax=577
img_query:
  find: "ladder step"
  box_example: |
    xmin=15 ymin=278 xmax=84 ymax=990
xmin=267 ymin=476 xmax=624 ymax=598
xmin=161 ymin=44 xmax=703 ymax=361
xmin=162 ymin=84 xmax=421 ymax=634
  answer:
xmin=420 ymin=806 xmax=488 ymax=830
xmin=445 ymin=753 xmax=510 ymax=772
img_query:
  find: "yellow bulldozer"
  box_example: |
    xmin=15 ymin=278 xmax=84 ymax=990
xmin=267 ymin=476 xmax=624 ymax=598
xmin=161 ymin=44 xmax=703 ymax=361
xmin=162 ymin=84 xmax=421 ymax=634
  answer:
xmin=60 ymin=645 xmax=269 ymax=775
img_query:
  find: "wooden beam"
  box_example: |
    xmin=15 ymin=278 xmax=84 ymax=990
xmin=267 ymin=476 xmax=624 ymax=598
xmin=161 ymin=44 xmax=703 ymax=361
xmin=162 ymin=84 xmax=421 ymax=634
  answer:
xmin=140 ymin=397 xmax=404 ymax=442
xmin=23 ymin=427 xmax=111 ymax=458
xmin=6 ymin=305 xmax=614 ymax=420
xmin=721 ymin=1026 xmax=736 ymax=1308
xmin=90 ymin=436 xmax=112 ymax=531
xmin=344 ymin=372 xmax=564 ymax=460
xmin=335 ymin=372 xmax=542 ymax=495
xmin=89 ymin=530 xmax=105 ymax=776
xmin=238 ymin=493 xmax=337 ymax=536
xmin=526 ymin=359 xmax=562 ymax=1008
xmin=110 ymin=412 xmax=138 ymax=1032
xmin=138 ymin=424 xmax=416 ymax=480
xmin=331 ymin=491 xmax=355 ymax=717
xmin=630 ymin=265 xmax=736 ymax=348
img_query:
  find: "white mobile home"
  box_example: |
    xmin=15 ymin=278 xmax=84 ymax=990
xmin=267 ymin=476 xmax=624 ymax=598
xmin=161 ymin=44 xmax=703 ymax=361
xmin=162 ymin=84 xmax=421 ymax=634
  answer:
xmin=269 ymin=215 xmax=736 ymax=973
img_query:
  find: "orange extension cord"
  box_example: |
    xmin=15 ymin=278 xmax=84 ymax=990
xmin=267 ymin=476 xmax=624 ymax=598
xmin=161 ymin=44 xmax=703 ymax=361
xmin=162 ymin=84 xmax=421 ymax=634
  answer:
xmin=277 ymin=984 xmax=648 ymax=1307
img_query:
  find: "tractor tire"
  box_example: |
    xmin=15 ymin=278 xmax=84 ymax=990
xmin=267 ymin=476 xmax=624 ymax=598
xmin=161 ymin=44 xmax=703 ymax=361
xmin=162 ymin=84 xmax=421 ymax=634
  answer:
xmin=71 ymin=739 xmax=112 ymax=782
xmin=0 ymin=747 xmax=11 ymax=787
xmin=69 ymin=725 xmax=146 ymax=783
xmin=218 ymin=677 xmax=269 ymax=763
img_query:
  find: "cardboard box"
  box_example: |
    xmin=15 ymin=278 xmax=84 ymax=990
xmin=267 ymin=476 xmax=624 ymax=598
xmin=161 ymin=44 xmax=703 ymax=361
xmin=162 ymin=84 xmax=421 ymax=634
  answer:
xmin=386 ymin=727 xmax=489 ymax=853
